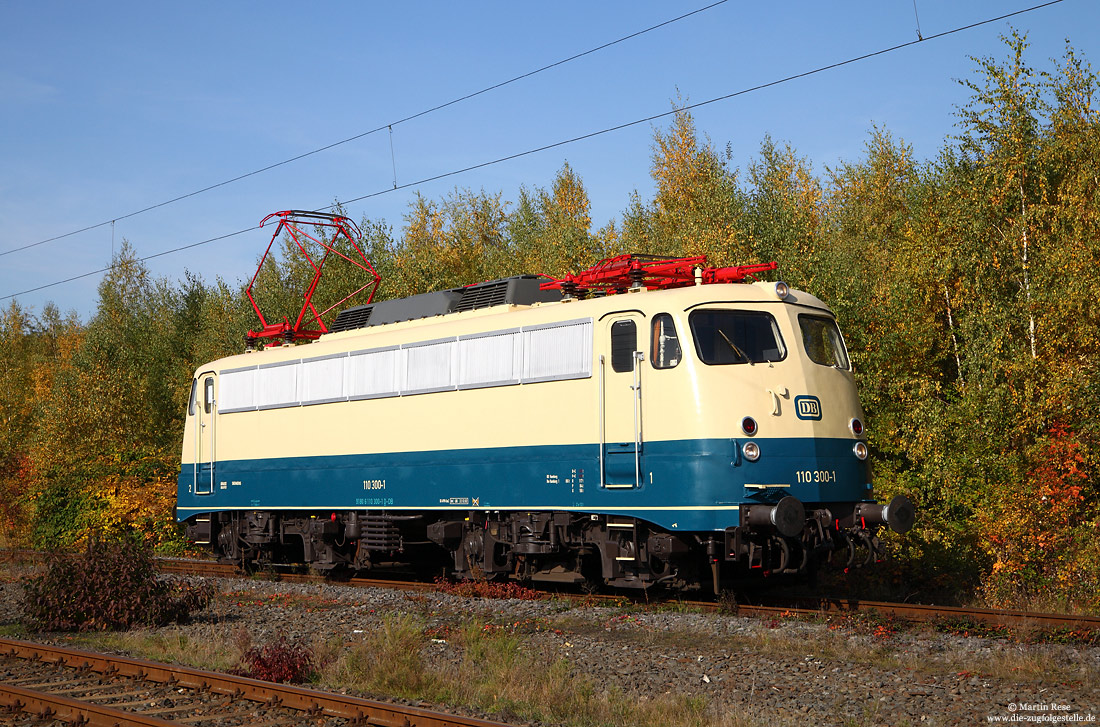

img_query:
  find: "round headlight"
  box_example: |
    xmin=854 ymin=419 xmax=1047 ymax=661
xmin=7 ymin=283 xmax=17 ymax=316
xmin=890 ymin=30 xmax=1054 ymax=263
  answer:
xmin=774 ymin=281 xmax=790 ymax=300
xmin=852 ymin=441 xmax=869 ymax=461
xmin=743 ymin=442 xmax=761 ymax=462
xmin=849 ymin=418 xmax=864 ymax=436
xmin=741 ymin=417 xmax=758 ymax=436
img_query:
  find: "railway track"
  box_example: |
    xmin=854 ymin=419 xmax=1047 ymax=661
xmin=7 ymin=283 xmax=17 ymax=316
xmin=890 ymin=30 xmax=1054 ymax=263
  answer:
xmin=156 ymin=557 xmax=438 ymax=591
xmin=717 ymin=595 xmax=1100 ymax=631
xmin=154 ymin=556 xmax=1100 ymax=634
xmin=0 ymin=637 xmax=510 ymax=727
xmin=7 ymin=550 xmax=1100 ymax=634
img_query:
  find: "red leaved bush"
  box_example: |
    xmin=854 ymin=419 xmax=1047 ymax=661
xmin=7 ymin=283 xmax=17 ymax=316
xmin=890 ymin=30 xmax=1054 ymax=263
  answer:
xmin=21 ymin=537 xmax=215 ymax=632
xmin=433 ymin=576 xmax=542 ymax=600
xmin=979 ymin=425 xmax=1100 ymax=611
xmin=238 ymin=637 xmax=314 ymax=683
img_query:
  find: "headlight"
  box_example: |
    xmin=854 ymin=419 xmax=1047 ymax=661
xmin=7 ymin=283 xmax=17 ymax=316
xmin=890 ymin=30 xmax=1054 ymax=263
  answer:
xmin=743 ymin=442 xmax=761 ymax=462
xmin=852 ymin=441 xmax=869 ymax=460
xmin=774 ymin=281 xmax=790 ymax=300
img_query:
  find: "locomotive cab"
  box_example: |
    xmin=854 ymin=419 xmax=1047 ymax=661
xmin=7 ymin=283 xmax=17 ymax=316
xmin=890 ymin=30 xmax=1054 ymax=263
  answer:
xmin=686 ymin=284 xmax=914 ymax=577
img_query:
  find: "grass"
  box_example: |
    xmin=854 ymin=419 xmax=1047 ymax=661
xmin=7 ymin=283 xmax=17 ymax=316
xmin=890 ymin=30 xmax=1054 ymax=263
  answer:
xmin=61 ymin=595 xmax=1097 ymax=705
xmin=67 ymin=629 xmax=247 ymax=673
xmin=325 ymin=612 xmax=439 ymax=699
xmin=315 ymin=612 xmax=779 ymax=727
xmin=968 ymin=587 xmax=1100 ymax=618
xmin=63 ymin=603 xmax=787 ymax=726
xmin=653 ymin=599 xmax=708 ymax=615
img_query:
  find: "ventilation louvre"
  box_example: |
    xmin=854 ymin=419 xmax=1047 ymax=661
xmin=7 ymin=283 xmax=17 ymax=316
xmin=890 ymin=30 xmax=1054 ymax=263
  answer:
xmin=329 ymin=276 xmax=559 ymax=334
xmin=455 ymin=279 xmax=510 ymax=311
xmin=330 ymin=306 xmax=373 ymax=333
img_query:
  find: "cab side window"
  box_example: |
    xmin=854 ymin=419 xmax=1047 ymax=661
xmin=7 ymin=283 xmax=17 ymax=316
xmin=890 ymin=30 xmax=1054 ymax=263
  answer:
xmin=204 ymin=378 xmax=215 ymax=414
xmin=650 ymin=314 xmax=681 ymax=369
xmin=611 ymin=320 xmax=637 ymax=372
xmin=188 ymin=378 xmax=197 ymax=416
xmin=798 ymin=314 xmax=850 ymax=370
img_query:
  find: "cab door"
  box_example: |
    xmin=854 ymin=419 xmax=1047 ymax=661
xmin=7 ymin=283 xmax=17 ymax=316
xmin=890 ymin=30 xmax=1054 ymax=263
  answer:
xmin=194 ymin=372 xmax=217 ymax=495
xmin=601 ymin=313 xmax=645 ymax=488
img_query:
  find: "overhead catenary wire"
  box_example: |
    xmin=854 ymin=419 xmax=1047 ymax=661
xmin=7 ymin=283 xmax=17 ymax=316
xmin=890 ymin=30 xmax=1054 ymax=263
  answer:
xmin=0 ymin=0 xmax=1066 ymax=304
xmin=330 ymin=1 xmax=1063 ymax=207
xmin=0 ymin=0 xmax=731 ymax=259
xmin=3 ymin=228 xmax=256 ymax=301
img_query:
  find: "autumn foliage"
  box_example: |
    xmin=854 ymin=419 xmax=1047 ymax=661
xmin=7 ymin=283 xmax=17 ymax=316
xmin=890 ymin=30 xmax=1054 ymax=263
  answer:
xmin=21 ymin=537 xmax=214 ymax=631
xmin=980 ymin=425 xmax=1100 ymax=610
xmin=2 ymin=32 xmax=1099 ymax=611
xmin=237 ymin=637 xmax=316 ymax=684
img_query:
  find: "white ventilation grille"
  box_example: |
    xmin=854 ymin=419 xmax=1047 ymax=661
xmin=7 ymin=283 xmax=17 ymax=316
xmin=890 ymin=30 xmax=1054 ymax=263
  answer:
xmin=217 ymin=317 xmax=593 ymax=414
xmin=299 ymin=354 xmax=346 ymax=405
xmin=457 ymin=329 xmax=521 ymax=389
xmin=256 ymin=361 xmax=298 ymax=410
xmin=346 ymin=347 xmax=401 ymax=400
xmin=523 ymin=319 xmax=592 ymax=383
xmin=404 ymin=338 xmax=456 ymax=394
xmin=219 ymin=367 xmax=257 ymax=413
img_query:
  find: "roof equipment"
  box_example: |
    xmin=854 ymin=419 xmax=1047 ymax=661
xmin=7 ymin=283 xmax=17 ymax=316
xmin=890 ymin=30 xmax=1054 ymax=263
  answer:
xmin=539 ymin=254 xmax=777 ymax=297
xmin=245 ymin=210 xmax=381 ymax=346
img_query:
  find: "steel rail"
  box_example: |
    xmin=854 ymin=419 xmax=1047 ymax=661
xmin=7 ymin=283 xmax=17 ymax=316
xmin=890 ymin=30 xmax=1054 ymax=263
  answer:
xmin=672 ymin=597 xmax=1100 ymax=631
xmin=784 ymin=597 xmax=1100 ymax=630
xmin=156 ymin=557 xmax=439 ymax=591
xmin=0 ymin=638 xmax=509 ymax=727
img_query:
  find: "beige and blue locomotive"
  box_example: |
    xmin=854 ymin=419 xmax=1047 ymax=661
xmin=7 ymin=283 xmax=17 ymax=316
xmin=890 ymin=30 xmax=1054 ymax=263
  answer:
xmin=177 ymin=255 xmax=914 ymax=591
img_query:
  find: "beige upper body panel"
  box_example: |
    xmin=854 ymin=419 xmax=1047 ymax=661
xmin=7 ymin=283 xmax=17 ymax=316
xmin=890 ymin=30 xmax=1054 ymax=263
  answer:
xmin=181 ymin=283 xmax=858 ymax=464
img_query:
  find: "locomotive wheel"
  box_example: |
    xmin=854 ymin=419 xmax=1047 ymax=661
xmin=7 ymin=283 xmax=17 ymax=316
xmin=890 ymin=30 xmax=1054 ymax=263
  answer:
xmin=457 ymin=527 xmax=502 ymax=581
xmin=216 ymin=521 xmax=243 ymax=565
xmin=579 ymin=549 xmax=605 ymax=593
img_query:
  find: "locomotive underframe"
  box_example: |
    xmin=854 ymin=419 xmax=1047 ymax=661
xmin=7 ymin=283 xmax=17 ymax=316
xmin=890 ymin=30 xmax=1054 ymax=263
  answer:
xmin=184 ymin=502 xmax=889 ymax=591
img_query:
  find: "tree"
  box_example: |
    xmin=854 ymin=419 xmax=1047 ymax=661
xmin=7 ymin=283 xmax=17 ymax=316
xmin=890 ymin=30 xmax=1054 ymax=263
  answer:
xmin=389 ymin=189 xmax=510 ymax=297
xmin=623 ymin=106 xmax=748 ymax=264
xmin=509 ymin=162 xmax=604 ymax=277
xmin=743 ymin=136 xmax=822 ymax=288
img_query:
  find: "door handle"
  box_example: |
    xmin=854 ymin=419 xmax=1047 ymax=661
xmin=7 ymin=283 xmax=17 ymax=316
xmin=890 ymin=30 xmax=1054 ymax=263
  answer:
xmin=766 ymin=387 xmax=789 ymax=416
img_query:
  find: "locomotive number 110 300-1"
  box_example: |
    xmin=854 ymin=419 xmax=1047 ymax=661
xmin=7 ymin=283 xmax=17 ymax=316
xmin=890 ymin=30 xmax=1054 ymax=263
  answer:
xmin=796 ymin=470 xmax=838 ymax=484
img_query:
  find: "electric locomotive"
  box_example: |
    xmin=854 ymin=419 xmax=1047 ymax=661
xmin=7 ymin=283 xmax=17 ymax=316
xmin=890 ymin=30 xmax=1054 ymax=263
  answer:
xmin=177 ymin=214 xmax=913 ymax=592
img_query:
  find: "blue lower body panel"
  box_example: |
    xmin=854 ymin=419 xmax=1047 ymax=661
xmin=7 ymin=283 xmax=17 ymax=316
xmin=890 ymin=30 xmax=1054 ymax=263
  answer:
xmin=177 ymin=437 xmax=870 ymax=533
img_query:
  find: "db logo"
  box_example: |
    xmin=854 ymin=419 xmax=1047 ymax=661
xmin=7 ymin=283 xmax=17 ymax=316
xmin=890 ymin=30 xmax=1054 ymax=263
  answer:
xmin=795 ymin=395 xmax=822 ymax=421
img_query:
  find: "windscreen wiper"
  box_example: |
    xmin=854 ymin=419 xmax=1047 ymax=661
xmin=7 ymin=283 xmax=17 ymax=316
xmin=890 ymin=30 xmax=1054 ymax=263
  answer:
xmin=718 ymin=330 xmax=753 ymax=365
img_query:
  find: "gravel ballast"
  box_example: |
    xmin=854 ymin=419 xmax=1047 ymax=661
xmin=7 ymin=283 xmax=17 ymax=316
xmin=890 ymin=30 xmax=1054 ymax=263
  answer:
xmin=1 ymin=574 xmax=1097 ymax=726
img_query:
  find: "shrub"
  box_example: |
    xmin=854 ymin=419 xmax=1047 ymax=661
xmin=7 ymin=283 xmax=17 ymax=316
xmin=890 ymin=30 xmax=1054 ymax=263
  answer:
xmin=21 ymin=536 xmax=215 ymax=631
xmin=238 ymin=636 xmax=315 ymax=683
xmin=978 ymin=425 xmax=1100 ymax=613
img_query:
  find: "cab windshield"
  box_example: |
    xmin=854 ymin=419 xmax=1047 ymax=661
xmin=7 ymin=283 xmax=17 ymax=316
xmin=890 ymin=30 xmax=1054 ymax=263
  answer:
xmin=689 ymin=310 xmax=786 ymax=365
xmin=798 ymin=314 xmax=850 ymax=369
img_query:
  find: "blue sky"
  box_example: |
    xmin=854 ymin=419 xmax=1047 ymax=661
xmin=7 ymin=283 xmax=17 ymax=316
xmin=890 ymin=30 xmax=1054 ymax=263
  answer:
xmin=0 ymin=0 xmax=1093 ymax=319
